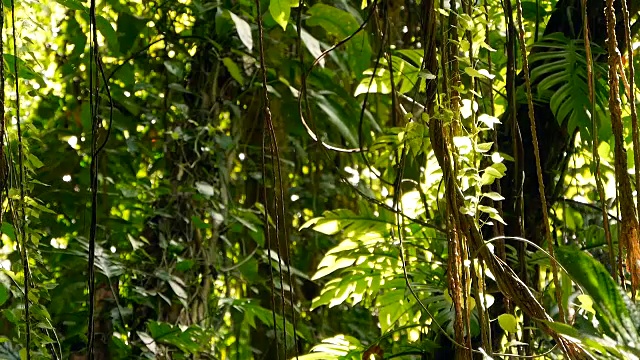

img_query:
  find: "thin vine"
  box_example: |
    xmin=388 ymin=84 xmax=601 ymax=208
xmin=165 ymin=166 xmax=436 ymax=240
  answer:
xmin=87 ymin=0 xmax=114 ymax=356
xmin=514 ymin=0 xmax=566 ymax=323
xmin=9 ymin=0 xmax=30 ymax=357
xmin=581 ymin=0 xmax=616 ymax=279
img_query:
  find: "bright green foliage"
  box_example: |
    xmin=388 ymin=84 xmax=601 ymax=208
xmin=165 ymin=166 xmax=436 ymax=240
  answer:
xmin=0 ymin=0 xmax=637 ymax=359
xmin=528 ymin=33 xmax=610 ymax=142
xmin=546 ymin=247 xmax=640 ymax=359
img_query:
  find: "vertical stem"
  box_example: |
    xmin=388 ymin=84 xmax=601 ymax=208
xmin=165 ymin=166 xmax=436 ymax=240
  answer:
xmin=514 ymin=0 xmax=566 ymax=323
xmin=10 ymin=1 xmax=30 ymax=357
xmin=622 ymin=0 xmax=640 ymax=229
xmin=582 ymin=0 xmax=616 ymax=279
xmin=605 ymin=0 xmax=640 ymax=295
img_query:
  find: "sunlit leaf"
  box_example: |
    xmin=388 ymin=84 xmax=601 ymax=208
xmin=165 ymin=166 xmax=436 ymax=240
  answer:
xmin=229 ymin=11 xmax=253 ymax=51
xmin=478 ymin=114 xmax=501 ymax=129
xmin=453 ymin=136 xmax=472 ymax=155
xmin=269 ymin=0 xmax=291 ymax=30
xmin=476 ymin=142 xmax=493 ymax=153
xmin=313 ymin=219 xmax=341 ymax=235
xmin=460 ymin=99 xmax=478 ymax=119
xmin=577 ymin=294 xmax=596 ymax=315
xmin=481 ymin=162 xmax=507 ymax=185
xmin=54 ymin=0 xmax=85 ymax=11
xmin=137 ymin=332 xmax=158 ymax=354
xmin=498 ymin=314 xmax=518 ymax=333
xmin=483 ymin=192 xmax=505 ymax=201
xmin=312 ymin=255 xmax=355 ymax=280
xmin=464 ymin=67 xmax=494 ymax=79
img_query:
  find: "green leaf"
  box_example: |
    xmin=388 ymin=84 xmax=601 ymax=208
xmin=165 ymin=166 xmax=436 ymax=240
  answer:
xmin=486 ymin=163 xmax=506 ymax=177
xmin=168 ymin=279 xmax=187 ymax=300
xmin=96 ymin=15 xmax=119 ymax=53
xmin=302 ymin=209 xmax=389 ymax=237
xmin=0 ymin=284 xmax=9 ymax=307
xmin=483 ymin=192 xmax=505 ymax=201
xmin=477 ymin=114 xmax=501 ymax=129
xmin=176 ymin=259 xmax=195 ymax=272
xmin=355 ymin=56 xmax=420 ymax=96
xmin=529 ymin=34 xmax=608 ymax=141
xmin=148 ymin=322 xmax=203 ymax=354
xmin=238 ymin=257 xmax=260 ymax=282
xmin=137 ymin=331 xmax=158 ymax=354
xmin=475 ymin=142 xmax=493 ymax=153
xmin=117 ymin=12 xmax=145 ymax=53
xmin=577 ymin=294 xmax=596 ymax=315
xmin=222 ymin=57 xmax=244 ymax=85
xmin=297 ymin=335 xmax=362 ymax=360
xmin=453 ymin=136 xmax=472 ymax=155
xmin=498 ymin=313 xmax=518 ymax=333
xmin=190 ymin=216 xmax=209 ymax=229
xmin=53 ymin=0 xmax=85 ymax=11
xmin=406 ymin=121 xmax=427 ymax=156
xmin=1 ymin=223 xmax=16 ymax=242
xmin=228 ymin=11 xmax=253 ymax=51
xmin=3 ymin=309 xmax=17 ymax=324
xmin=27 ymin=154 xmax=43 ymax=169
xmin=464 ymin=67 xmax=494 ymax=79
xmin=231 ymin=211 xmax=260 ymax=233
xmin=481 ymin=162 xmax=507 ymax=185
xmin=300 ymin=28 xmax=325 ymax=67
xmin=354 ymin=71 xmax=391 ymax=96
xmin=556 ymin=247 xmax=640 ymax=344
xmin=164 ymin=60 xmax=183 ymax=77
xmin=477 ymin=205 xmax=506 ymax=224
xmin=312 ymin=255 xmax=355 ymax=280
xmin=306 ymin=4 xmax=371 ymax=76
xmin=26 ymin=197 xmax=56 ymax=214
xmin=269 ymin=0 xmax=291 ymax=30
xmin=542 ymin=320 xmax=638 ymax=359
xmin=236 ymin=300 xmax=308 ymax=340
xmin=314 ymin=96 xmax=358 ymax=147
xmin=312 ymin=219 xmax=340 ymax=235
xmin=3 ymin=54 xmax=45 ymax=86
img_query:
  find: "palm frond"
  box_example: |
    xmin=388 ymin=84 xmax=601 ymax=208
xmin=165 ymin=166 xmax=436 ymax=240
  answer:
xmin=528 ymin=33 xmax=609 ymax=142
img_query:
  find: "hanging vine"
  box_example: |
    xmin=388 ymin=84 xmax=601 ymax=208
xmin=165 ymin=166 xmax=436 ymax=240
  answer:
xmin=9 ymin=0 xmax=30 ymax=356
xmin=87 ymin=0 xmax=113 ymax=355
xmin=605 ymin=0 xmax=640 ymax=295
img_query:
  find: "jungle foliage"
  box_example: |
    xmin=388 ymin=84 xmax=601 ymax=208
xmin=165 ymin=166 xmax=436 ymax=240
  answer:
xmin=1 ymin=0 xmax=640 ymax=359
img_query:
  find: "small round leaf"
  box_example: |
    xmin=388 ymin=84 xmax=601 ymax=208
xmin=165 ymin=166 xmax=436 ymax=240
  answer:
xmin=498 ymin=313 xmax=518 ymax=333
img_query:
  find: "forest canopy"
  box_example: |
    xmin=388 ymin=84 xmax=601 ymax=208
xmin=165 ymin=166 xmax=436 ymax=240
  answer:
xmin=1 ymin=0 xmax=640 ymax=359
